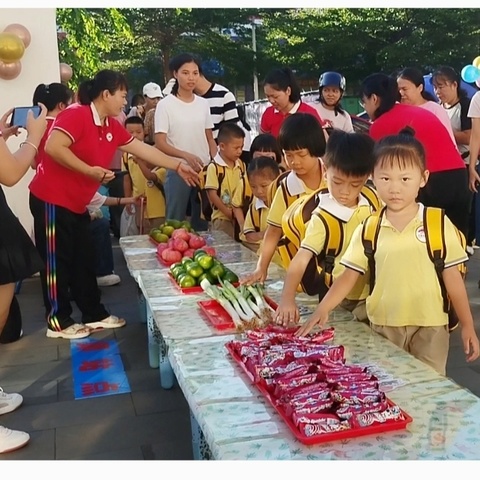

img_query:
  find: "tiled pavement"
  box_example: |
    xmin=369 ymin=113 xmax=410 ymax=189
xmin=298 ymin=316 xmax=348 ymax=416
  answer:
xmin=1 ymin=240 xmax=480 ymax=460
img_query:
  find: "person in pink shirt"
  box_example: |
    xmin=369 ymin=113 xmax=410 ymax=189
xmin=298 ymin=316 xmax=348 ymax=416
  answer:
xmin=396 ymin=67 xmax=456 ymax=146
xmin=260 ymin=67 xmax=325 ymax=137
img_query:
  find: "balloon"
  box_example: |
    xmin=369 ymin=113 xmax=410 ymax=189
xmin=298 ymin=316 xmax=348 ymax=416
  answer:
xmin=473 ymin=56 xmax=480 ymax=69
xmin=3 ymin=24 xmax=31 ymax=49
xmin=59 ymin=62 xmax=73 ymax=83
xmin=461 ymin=65 xmax=480 ymax=84
xmin=0 ymin=60 xmax=21 ymax=80
xmin=0 ymin=32 xmax=25 ymax=63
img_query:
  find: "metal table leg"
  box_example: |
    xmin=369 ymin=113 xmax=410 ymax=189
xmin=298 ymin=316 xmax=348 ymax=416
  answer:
xmin=146 ymin=301 xmax=160 ymax=369
xmin=137 ymin=287 xmax=147 ymax=324
xmin=190 ymin=410 xmax=212 ymax=460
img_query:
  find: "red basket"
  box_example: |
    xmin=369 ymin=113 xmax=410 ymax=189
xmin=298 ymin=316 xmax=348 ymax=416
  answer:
xmin=198 ymin=296 xmax=278 ymax=331
xmin=225 ymin=344 xmax=413 ymax=445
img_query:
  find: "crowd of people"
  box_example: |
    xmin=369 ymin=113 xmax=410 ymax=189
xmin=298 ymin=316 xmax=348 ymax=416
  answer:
xmin=1 ymin=52 xmax=480 ymax=453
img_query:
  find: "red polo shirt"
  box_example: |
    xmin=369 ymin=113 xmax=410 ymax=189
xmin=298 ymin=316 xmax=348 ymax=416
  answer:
xmin=260 ymin=101 xmax=324 ymax=137
xmin=29 ymin=103 xmax=133 ymax=214
xmin=369 ymin=103 xmax=465 ymax=174
xmin=34 ymin=116 xmax=55 ymax=169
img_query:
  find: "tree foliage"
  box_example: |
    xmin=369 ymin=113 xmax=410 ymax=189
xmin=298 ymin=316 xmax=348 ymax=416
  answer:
xmin=56 ymin=7 xmax=480 ymax=97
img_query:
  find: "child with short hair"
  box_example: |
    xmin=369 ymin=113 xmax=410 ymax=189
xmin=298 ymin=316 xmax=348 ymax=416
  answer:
xmin=205 ymin=123 xmax=246 ymax=238
xmin=240 ymin=156 xmax=281 ymax=261
xmin=243 ymin=113 xmax=327 ymax=284
xmin=297 ymin=131 xmax=480 ymax=375
xmin=232 ymin=133 xmax=285 ymax=240
xmin=274 ymin=130 xmax=378 ymax=326
xmin=122 ymin=116 xmax=166 ymax=232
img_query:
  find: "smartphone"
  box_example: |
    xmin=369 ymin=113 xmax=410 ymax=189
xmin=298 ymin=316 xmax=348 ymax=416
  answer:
xmin=11 ymin=106 xmax=41 ymax=128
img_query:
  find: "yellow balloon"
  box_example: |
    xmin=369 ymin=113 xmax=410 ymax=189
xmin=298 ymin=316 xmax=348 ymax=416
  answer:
xmin=473 ymin=56 xmax=480 ymax=69
xmin=0 ymin=32 xmax=25 ymax=63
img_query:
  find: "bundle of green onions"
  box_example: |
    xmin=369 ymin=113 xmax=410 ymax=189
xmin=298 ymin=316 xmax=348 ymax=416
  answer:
xmin=200 ymin=278 xmax=275 ymax=331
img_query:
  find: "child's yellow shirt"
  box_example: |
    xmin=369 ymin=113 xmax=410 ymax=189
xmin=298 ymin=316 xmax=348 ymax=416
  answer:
xmin=205 ymin=153 xmax=245 ymax=222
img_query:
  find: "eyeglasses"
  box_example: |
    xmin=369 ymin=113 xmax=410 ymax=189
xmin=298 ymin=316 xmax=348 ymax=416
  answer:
xmin=358 ymin=99 xmax=366 ymax=109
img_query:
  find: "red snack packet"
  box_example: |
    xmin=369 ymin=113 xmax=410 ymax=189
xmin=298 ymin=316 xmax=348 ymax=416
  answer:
xmin=287 ymin=398 xmax=334 ymax=417
xmin=334 ymin=380 xmax=379 ymax=391
xmin=331 ymin=389 xmax=385 ymax=405
xmin=351 ymin=405 xmax=405 ymax=428
xmin=274 ymin=373 xmax=319 ymax=398
xmin=336 ymin=398 xmax=389 ymax=420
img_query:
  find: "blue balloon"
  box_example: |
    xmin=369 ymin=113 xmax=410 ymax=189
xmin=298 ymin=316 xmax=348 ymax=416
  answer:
xmin=461 ymin=65 xmax=480 ymax=84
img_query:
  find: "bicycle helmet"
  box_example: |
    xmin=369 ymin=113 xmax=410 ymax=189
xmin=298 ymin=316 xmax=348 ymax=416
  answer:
xmin=319 ymin=71 xmax=346 ymax=91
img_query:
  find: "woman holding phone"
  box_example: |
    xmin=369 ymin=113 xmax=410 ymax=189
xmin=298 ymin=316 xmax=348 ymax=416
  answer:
xmin=29 ymin=69 xmax=199 ymax=340
xmin=0 ymin=104 xmax=47 ymax=453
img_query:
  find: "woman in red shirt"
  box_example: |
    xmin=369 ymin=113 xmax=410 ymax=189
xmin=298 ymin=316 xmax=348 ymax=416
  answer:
xmin=359 ymin=72 xmax=470 ymax=238
xmin=260 ymin=67 xmax=324 ymax=137
xmin=29 ymin=69 xmax=198 ymax=340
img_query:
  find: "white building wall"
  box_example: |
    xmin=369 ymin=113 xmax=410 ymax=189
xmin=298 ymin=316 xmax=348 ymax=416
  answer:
xmin=0 ymin=8 xmax=59 ymax=237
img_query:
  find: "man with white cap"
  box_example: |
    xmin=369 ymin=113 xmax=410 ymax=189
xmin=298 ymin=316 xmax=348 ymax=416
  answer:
xmin=143 ymin=82 xmax=164 ymax=145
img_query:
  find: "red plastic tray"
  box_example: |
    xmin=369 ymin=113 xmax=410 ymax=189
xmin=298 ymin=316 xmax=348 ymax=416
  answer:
xmin=225 ymin=343 xmax=413 ymax=445
xmin=156 ymin=253 xmax=177 ymax=267
xmin=198 ymin=296 xmax=278 ymax=331
xmin=167 ymin=271 xmax=240 ymax=295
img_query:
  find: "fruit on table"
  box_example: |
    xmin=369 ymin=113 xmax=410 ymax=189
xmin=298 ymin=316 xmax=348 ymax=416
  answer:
xmin=193 ymin=250 xmax=207 ymax=261
xmin=172 ymin=238 xmax=189 ymax=253
xmin=203 ymin=246 xmax=216 ymax=257
xmin=161 ymin=225 xmax=175 ymax=237
xmin=178 ymin=274 xmax=196 ymax=288
xmin=188 ymin=235 xmax=206 ymax=250
xmin=183 ymin=248 xmax=195 ymax=258
xmin=151 ymin=230 xmax=169 ymax=243
xmin=186 ymin=261 xmax=204 ymax=278
xmin=161 ymin=248 xmax=182 ymax=264
xmin=198 ymin=271 xmax=217 ymax=285
xmin=223 ymin=269 xmax=239 ymax=284
xmin=157 ymin=243 xmax=169 ymax=256
xmin=209 ymin=263 xmax=225 ymax=280
xmin=171 ymin=265 xmax=186 ymax=279
xmin=171 ymin=228 xmax=191 ymax=242
xmin=197 ymin=254 xmax=214 ymax=271
xmin=165 ymin=219 xmax=183 ymax=229
xmin=181 ymin=257 xmax=193 ymax=266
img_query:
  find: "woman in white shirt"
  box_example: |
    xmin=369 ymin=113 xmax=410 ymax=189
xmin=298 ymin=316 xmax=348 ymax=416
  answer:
xmin=397 ymin=67 xmax=456 ymax=146
xmin=155 ymin=53 xmax=217 ymax=231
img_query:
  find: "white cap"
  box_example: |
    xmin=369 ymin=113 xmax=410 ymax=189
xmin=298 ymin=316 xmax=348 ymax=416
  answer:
xmin=143 ymin=82 xmax=163 ymax=99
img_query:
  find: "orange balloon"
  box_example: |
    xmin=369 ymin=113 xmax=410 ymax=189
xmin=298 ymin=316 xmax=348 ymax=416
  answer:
xmin=3 ymin=23 xmax=31 ymax=49
xmin=0 ymin=60 xmax=22 ymax=80
xmin=59 ymin=62 xmax=73 ymax=83
xmin=0 ymin=32 xmax=25 ymax=63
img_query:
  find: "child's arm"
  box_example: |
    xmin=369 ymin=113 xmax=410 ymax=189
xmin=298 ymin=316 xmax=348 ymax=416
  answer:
xmin=296 ymin=268 xmax=360 ymax=336
xmin=206 ymin=190 xmax=233 ymax=220
xmin=443 ymin=266 xmax=480 ymax=362
xmin=274 ymin=248 xmax=314 ymax=326
xmin=135 ymin=158 xmax=158 ymax=182
xmin=123 ymin=173 xmax=135 ymax=215
xmin=241 ymin=224 xmax=282 ymax=284
xmin=244 ymin=231 xmax=264 ymax=243
xmin=232 ymin=206 xmax=245 ymax=233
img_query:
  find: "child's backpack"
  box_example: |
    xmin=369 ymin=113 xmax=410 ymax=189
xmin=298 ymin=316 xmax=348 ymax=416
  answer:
xmin=233 ymin=171 xmax=253 ymax=241
xmin=361 ymin=206 xmax=467 ymax=331
xmin=279 ymin=184 xmax=381 ymax=297
xmin=198 ymin=160 xmax=246 ymax=222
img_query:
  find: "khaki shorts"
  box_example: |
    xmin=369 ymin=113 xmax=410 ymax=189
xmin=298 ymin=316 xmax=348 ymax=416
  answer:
xmin=370 ymin=324 xmax=449 ymax=375
xmin=212 ymin=218 xmax=234 ymax=239
xmin=338 ymin=298 xmax=368 ymax=323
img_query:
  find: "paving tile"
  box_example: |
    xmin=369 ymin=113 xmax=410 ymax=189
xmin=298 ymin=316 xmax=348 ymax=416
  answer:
xmin=67 ymin=446 xmax=145 ymax=460
xmin=0 ymin=428 xmax=55 ymax=461
xmin=131 ymin=385 xmax=189 ymax=416
xmin=0 ymin=344 xmax=59 ymax=367
xmin=4 ymin=394 xmax=136 ymax=432
xmin=445 ymin=366 xmax=480 ymax=398
xmin=54 ymin=410 xmax=192 ymax=459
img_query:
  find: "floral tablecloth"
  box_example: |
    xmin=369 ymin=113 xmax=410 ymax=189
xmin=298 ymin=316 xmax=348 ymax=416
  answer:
xmin=168 ymin=318 xmax=480 ymax=460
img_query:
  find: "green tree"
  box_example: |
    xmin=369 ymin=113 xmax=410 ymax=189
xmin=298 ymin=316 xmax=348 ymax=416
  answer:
xmin=56 ymin=8 xmax=133 ymax=88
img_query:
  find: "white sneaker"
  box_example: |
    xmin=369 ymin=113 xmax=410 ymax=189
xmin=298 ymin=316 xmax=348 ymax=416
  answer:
xmin=96 ymin=274 xmax=121 ymax=287
xmin=0 ymin=388 xmax=23 ymax=416
xmin=466 ymin=245 xmax=475 ymax=256
xmin=0 ymin=425 xmax=30 ymax=453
